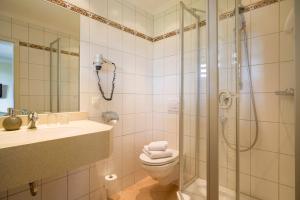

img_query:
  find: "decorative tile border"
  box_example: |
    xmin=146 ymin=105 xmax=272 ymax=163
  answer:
xmin=153 ymin=0 xmax=282 ymax=42
xmin=19 ymin=41 xmax=79 ymax=57
xmin=219 ymin=0 xmax=279 ymax=20
xmin=46 ymin=0 xmax=281 ymax=43
xmin=45 ymin=0 xmax=153 ymax=42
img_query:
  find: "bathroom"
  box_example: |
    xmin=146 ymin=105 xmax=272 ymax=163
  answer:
xmin=0 ymin=0 xmax=298 ymax=199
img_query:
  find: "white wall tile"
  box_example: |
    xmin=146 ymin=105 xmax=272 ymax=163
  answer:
xmin=108 ymin=0 xmax=122 ymax=24
xmin=122 ymin=114 xmax=136 ymax=135
xmin=280 ymin=0 xmax=294 ymax=31
xmin=251 ymin=149 xmax=278 ymax=182
xmin=280 ymin=124 xmax=294 ymax=155
xmin=122 ymin=32 xmax=136 ymax=54
xmin=80 ymin=16 xmax=90 ymax=42
xmin=123 ymin=94 xmax=136 ymax=114
xmin=280 ymin=31 xmax=294 ymax=61
xmin=90 ymin=0 xmax=108 ymax=18
xmin=251 ymin=33 xmax=279 ymax=65
xmin=279 ymin=154 xmax=295 ymax=187
xmin=122 ymin=134 xmax=135 ymax=175
xmin=8 ymin=187 xmax=41 ymax=200
xmin=90 ymin=20 xmax=108 ymax=46
xmin=251 ymin=63 xmax=279 ymax=93
xmin=90 ymin=161 xmax=107 ymax=192
xmin=29 ymin=49 xmax=44 ymax=65
xmin=122 ymin=4 xmax=136 ymax=30
xmin=42 ymin=177 xmax=67 ymax=200
xmin=251 ymin=122 xmax=279 ymax=152
xmin=252 ymin=93 xmax=279 ymax=122
xmin=108 ymin=27 xmax=122 ymax=51
xmin=251 ymin=177 xmax=278 ymax=200
xmin=279 ymin=185 xmax=295 ymax=200
xmin=68 ymin=170 xmax=89 ymax=200
xmin=251 ymin=3 xmax=279 ymax=37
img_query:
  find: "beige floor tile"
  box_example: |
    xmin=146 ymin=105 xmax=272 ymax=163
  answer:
xmin=110 ymin=177 xmax=178 ymax=200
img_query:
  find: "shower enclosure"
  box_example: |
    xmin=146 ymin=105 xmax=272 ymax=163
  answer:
xmin=179 ymin=0 xmax=295 ymax=199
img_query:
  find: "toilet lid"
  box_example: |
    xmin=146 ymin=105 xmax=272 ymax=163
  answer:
xmin=139 ymin=149 xmax=179 ymax=166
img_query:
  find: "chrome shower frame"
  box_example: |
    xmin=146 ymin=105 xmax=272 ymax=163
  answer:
xmin=179 ymin=1 xmax=201 ymax=191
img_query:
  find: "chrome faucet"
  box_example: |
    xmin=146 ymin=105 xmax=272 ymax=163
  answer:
xmin=27 ymin=112 xmax=38 ymax=129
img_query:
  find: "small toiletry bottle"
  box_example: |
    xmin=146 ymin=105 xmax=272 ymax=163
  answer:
xmin=2 ymin=108 xmax=22 ymax=131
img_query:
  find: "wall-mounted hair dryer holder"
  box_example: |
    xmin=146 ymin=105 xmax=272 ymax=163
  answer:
xmin=93 ymin=54 xmax=117 ymax=101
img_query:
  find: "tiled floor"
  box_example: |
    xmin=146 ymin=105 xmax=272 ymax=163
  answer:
xmin=110 ymin=177 xmax=178 ymax=200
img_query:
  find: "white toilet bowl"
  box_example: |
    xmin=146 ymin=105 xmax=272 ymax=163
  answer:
xmin=139 ymin=149 xmax=179 ymax=185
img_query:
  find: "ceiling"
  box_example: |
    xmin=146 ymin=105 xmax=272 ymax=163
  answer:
xmin=0 ymin=0 xmax=80 ymax=37
xmin=126 ymin=0 xmax=179 ymax=15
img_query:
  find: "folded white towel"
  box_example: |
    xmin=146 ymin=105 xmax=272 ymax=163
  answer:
xmin=143 ymin=145 xmax=173 ymax=159
xmin=148 ymin=141 xmax=168 ymax=151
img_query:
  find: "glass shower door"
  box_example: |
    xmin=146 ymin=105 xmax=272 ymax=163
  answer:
xmin=179 ymin=1 xmax=208 ymax=199
xmin=217 ymin=0 xmax=238 ymax=199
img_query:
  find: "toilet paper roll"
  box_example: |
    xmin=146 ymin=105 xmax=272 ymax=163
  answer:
xmin=105 ymin=174 xmax=117 ymax=182
xmin=105 ymin=174 xmax=118 ymax=190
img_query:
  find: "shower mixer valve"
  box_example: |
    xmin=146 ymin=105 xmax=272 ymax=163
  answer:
xmin=218 ymin=90 xmax=233 ymax=109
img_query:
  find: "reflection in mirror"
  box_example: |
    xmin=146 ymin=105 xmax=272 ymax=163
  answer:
xmin=0 ymin=0 xmax=80 ymax=116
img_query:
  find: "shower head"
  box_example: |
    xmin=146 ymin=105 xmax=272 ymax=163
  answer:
xmin=237 ymin=5 xmax=247 ymax=30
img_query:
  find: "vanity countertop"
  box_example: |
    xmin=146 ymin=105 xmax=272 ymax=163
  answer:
xmin=0 ymin=120 xmax=112 ymax=149
xmin=0 ymin=120 xmax=113 ymax=190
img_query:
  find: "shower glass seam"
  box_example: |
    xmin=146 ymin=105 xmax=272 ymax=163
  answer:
xmin=195 ymin=12 xmax=201 ymax=180
xmin=207 ymin=0 xmax=219 ymax=199
xmin=179 ymin=1 xmax=184 ymax=192
xmin=178 ymin=1 xmax=201 ymax=191
xmin=235 ymin=0 xmax=241 ymax=199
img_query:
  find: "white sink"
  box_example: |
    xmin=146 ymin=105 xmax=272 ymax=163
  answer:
xmin=0 ymin=120 xmax=112 ymax=190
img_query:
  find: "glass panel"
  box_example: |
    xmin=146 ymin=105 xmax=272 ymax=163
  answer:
xmin=181 ymin=6 xmax=199 ymax=186
xmin=218 ymin=0 xmax=237 ymax=199
xmin=179 ymin=0 xmax=208 ymax=199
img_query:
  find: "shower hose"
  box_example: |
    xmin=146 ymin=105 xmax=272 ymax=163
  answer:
xmin=221 ymin=12 xmax=259 ymax=152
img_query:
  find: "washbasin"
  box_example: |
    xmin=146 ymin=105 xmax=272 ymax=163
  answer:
xmin=0 ymin=120 xmax=113 ymax=190
xmin=0 ymin=126 xmax=81 ymax=148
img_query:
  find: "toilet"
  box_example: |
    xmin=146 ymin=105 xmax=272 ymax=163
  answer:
xmin=139 ymin=149 xmax=179 ymax=185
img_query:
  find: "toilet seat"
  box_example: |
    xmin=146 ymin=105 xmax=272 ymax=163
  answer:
xmin=139 ymin=149 xmax=179 ymax=166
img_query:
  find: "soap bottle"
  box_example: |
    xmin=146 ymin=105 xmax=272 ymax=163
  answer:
xmin=2 ymin=108 xmax=22 ymax=131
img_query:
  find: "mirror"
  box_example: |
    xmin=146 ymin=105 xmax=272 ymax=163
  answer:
xmin=0 ymin=0 xmax=80 ymax=116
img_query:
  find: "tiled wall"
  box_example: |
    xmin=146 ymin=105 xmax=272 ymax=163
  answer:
xmin=152 ymin=0 xmax=208 ymax=185
xmin=0 ymin=0 xmax=296 ymax=200
xmin=0 ymin=0 xmax=153 ymax=199
xmin=78 ymin=0 xmax=154 ymax=197
xmin=153 ymin=0 xmax=295 ymax=200
xmin=217 ymin=0 xmax=295 ymax=200
xmin=0 ymin=14 xmax=80 ymax=113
